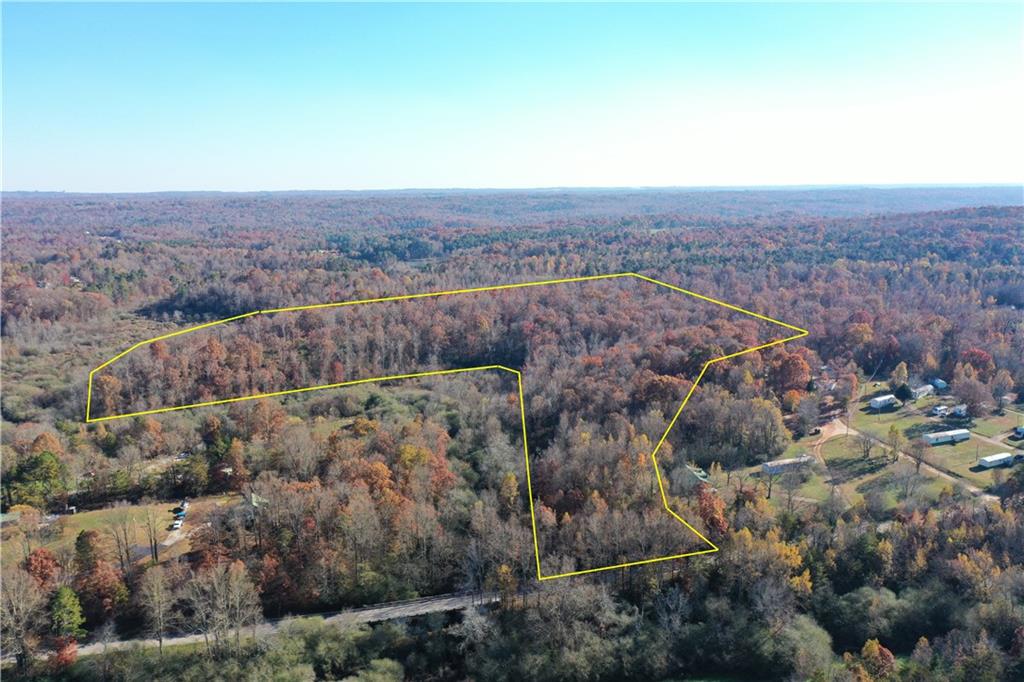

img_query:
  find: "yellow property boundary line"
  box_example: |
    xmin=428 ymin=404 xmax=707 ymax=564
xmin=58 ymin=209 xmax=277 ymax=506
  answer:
xmin=86 ymin=272 xmax=807 ymax=580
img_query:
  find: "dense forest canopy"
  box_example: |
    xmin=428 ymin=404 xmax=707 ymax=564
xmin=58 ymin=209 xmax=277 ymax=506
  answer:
xmin=2 ymin=188 xmax=1023 ymax=681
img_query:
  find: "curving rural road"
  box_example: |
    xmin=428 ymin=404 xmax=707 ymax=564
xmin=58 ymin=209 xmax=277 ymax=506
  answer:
xmin=68 ymin=592 xmax=499 ymax=659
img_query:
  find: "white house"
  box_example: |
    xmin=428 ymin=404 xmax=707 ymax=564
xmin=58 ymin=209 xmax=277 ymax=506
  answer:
xmin=979 ymin=453 xmax=1013 ymax=469
xmin=923 ymin=429 xmax=970 ymax=446
xmin=869 ymin=394 xmax=898 ymax=410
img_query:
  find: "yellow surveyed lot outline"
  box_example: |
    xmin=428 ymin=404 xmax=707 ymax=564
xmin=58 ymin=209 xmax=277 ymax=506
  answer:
xmin=86 ymin=272 xmax=807 ymax=580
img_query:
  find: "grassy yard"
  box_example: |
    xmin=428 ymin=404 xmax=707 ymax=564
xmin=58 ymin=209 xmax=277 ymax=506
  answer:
xmin=780 ymin=433 xmax=817 ymax=459
xmin=850 ymin=397 xmax=933 ymax=442
xmin=818 ymin=436 xmax=946 ymax=511
xmin=971 ymin=410 xmax=1024 ymax=438
xmin=924 ymin=438 xmax=1010 ymax=488
xmin=1 ymin=501 xmax=176 ymax=566
xmin=1 ymin=493 xmax=243 ymax=567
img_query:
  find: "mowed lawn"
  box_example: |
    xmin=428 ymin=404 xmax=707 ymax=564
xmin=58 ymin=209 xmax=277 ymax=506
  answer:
xmin=2 ymin=494 xmax=244 ymax=567
xmin=850 ymin=393 xmax=934 ymax=442
xmin=849 ymin=392 xmax=1020 ymax=490
xmin=970 ymin=409 xmax=1024 ymax=438
xmin=923 ymin=437 xmax=1012 ymax=488
xmin=1 ymin=501 xmax=177 ymax=566
xmin=819 ymin=436 xmax=946 ymax=510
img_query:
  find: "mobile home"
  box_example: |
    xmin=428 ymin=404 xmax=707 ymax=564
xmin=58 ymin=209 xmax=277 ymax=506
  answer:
xmin=869 ymin=394 xmax=899 ymax=410
xmin=911 ymin=385 xmax=935 ymax=400
xmin=979 ymin=453 xmax=1013 ymax=469
xmin=922 ymin=429 xmax=970 ymax=446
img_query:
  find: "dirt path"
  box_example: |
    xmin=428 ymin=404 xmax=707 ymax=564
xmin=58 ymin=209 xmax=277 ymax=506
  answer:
xmin=971 ymin=430 xmax=1016 ymax=450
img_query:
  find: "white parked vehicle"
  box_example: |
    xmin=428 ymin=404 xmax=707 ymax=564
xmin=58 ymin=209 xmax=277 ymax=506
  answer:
xmin=171 ymin=519 xmax=183 ymax=530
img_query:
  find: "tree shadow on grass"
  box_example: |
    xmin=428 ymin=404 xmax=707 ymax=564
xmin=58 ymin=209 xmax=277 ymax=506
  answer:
xmin=825 ymin=454 xmax=888 ymax=486
xmin=904 ymin=422 xmax=948 ymax=439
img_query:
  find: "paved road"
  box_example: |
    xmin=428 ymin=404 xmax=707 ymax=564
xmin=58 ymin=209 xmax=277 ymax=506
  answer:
xmin=71 ymin=591 xmax=498 ymax=659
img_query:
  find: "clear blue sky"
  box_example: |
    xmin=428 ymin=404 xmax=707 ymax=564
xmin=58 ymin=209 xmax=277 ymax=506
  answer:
xmin=3 ymin=2 xmax=1021 ymax=191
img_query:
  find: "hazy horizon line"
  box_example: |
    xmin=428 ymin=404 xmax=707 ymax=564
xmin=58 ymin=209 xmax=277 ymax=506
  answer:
xmin=4 ymin=182 xmax=1023 ymax=197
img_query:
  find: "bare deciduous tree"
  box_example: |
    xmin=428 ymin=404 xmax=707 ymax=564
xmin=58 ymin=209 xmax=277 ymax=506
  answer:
xmin=139 ymin=565 xmax=173 ymax=654
xmin=908 ymin=440 xmax=929 ymax=473
xmin=855 ymin=433 xmax=875 ymax=460
xmin=143 ymin=505 xmax=161 ymax=563
xmin=106 ymin=503 xmax=138 ymax=574
xmin=181 ymin=561 xmax=262 ymax=656
xmin=0 ymin=567 xmax=46 ymax=671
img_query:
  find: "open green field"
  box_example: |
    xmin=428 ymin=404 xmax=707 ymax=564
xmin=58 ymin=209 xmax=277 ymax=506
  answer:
xmin=1 ymin=493 xmax=242 ymax=567
xmin=30 ymin=499 xmax=176 ymax=557
xmin=819 ymin=436 xmax=946 ymax=511
xmin=850 ymin=393 xmax=934 ymax=442
xmin=924 ymin=438 xmax=1011 ymax=488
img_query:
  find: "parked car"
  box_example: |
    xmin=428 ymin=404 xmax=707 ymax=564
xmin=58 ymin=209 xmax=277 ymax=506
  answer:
xmin=171 ymin=519 xmax=183 ymax=530
xmin=931 ymin=405 xmax=949 ymax=417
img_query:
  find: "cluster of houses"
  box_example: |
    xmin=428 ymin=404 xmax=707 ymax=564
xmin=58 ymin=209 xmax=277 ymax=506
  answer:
xmin=919 ymin=430 xmax=1023 ymax=469
xmin=868 ymin=380 xmax=940 ymax=412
